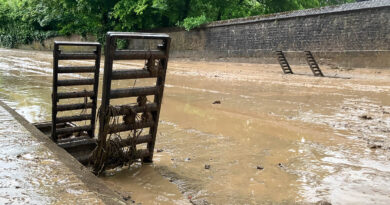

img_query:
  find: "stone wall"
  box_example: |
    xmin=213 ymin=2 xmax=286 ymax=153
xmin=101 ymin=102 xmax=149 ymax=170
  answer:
xmin=19 ymin=0 xmax=390 ymax=68
xmin=163 ymin=0 xmax=390 ymax=68
xmin=18 ymin=35 xmax=97 ymax=51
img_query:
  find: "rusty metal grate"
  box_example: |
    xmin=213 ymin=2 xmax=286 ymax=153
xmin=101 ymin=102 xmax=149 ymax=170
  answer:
xmin=93 ymin=32 xmax=170 ymax=171
xmin=51 ymin=41 xmax=101 ymax=142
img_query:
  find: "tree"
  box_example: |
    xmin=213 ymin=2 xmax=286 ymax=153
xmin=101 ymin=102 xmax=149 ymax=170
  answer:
xmin=0 ymin=0 xmax=356 ymax=47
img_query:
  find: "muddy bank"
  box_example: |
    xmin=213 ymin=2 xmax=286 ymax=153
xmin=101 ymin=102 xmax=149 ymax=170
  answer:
xmin=0 ymin=48 xmax=389 ymax=204
xmin=0 ymin=100 xmax=126 ymax=204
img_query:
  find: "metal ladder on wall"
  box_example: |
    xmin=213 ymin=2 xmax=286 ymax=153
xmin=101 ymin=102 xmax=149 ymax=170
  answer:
xmin=304 ymin=51 xmax=324 ymax=77
xmin=96 ymin=32 xmax=170 ymax=169
xmin=276 ymin=51 xmax=293 ymax=74
xmin=52 ymin=41 xmax=101 ymax=143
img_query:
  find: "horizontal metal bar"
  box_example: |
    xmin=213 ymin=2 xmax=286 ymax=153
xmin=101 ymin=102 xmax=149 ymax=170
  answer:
xmin=121 ymin=134 xmax=152 ymax=146
xmin=107 ymin=121 xmax=154 ymax=134
xmin=110 ymin=86 xmax=158 ymax=99
xmin=57 ymin=79 xmax=95 ymax=86
xmin=56 ymin=114 xmax=93 ymax=123
xmin=54 ymin=41 xmax=101 ymax=46
xmin=57 ymin=91 xmax=94 ymax=99
xmin=58 ymin=66 xmax=96 ymax=73
xmin=57 ymin=53 xmax=97 ymax=60
xmin=57 ymin=137 xmax=96 ymax=150
xmin=110 ymin=103 xmax=158 ymax=116
xmin=112 ymin=69 xmax=157 ymax=80
xmin=113 ymin=50 xmax=166 ymax=60
xmin=107 ymin=32 xmax=169 ymax=39
xmin=57 ymin=103 xmax=94 ymax=111
xmin=56 ymin=125 xmax=92 ymax=135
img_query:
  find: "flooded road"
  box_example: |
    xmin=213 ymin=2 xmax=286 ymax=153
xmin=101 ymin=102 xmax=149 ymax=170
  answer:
xmin=0 ymin=48 xmax=390 ymax=204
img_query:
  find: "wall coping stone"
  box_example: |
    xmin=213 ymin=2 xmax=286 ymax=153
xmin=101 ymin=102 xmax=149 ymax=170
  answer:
xmin=203 ymin=0 xmax=390 ymax=28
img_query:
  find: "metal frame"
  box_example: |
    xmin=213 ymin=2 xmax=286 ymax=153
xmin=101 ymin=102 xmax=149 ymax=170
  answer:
xmin=276 ymin=51 xmax=293 ymax=74
xmin=99 ymin=32 xmax=171 ymax=163
xmin=304 ymin=51 xmax=324 ymax=77
xmin=52 ymin=41 xmax=101 ymax=142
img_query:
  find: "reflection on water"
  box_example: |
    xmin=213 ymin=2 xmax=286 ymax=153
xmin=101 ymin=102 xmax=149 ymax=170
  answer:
xmin=1 ymin=48 xmax=390 ymax=204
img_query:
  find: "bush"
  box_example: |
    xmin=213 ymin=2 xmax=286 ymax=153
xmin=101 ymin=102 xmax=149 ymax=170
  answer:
xmin=0 ymin=29 xmax=58 ymax=48
xmin=179 ymin=15 xmax=208 ymax=31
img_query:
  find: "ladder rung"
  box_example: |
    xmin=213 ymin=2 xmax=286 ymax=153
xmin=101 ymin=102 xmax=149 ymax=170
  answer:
xmin=57 ymin=136 xmax=96 ymax=149
xmin=110 ymin=86 xmax=158 ymax=99
xmin=110 ymin=103 xmax=158 ymax=116
xmin=56 ymin=114 xmax=93 ymax=123
xmin=57 ymin=91 xmax=94 ymax=99
xmin=107 ymin=121 xmax=154 ymax=134
xmin=121 ymin=134 xmax=152 ymax=146
xmin=58 ymin=66 xmax=96 ymax=73
xmin=56 ymin=125 xmax=92 ymax=135
xmin=57 ymin=79 xmax=95 ymax=86
xmin=113 ymin=50 xmax=166 ymax=60
xmin=112 ymin=69 xmax=157 ymax=80
xmin=57 ymin=103 xmax=94 ymax=111
xmin=57 ymin=53 xmax=97 ymax=60
xmin=55 ymin=41 xmax=100 ymax=46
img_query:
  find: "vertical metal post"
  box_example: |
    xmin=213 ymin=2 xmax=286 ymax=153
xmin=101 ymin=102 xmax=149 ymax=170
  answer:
xmin=89 ymin=45 xmax=102 ymax=138
xmin=144 ymin=38 xmax=171 ymax=163
xmin=51 ymin=44 xmax=59 ymax=142
xmin=98 ymin=35 xmax=114 ymax=142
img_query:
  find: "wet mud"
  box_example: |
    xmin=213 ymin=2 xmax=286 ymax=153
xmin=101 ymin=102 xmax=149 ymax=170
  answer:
xmin=0 ymin=104 xmax=106 ymax=204
xmin=0 ymin=48 xmax=389 ymax=204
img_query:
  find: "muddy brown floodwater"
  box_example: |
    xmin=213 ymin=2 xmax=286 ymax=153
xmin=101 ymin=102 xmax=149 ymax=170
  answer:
xmin=0 ymin=48 xmax=390 ymax=204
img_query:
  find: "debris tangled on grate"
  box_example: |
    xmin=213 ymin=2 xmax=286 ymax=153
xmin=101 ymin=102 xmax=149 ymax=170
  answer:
xmin=90 ymin=96 xmax=151 ymax=175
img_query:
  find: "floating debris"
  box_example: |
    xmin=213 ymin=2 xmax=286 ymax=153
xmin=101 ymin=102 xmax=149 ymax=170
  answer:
xmin=256 ymin=165 xmax=264 ymax=170
xmin=368 ymin=144 xmax=382 ymax=149
xmin=213 ymin=100 xmax=221 ymax=104
xmin=122 ymin=195 xmax=131 ymax=201
xmin=316 ymin=200 xmax=332 ymax=205
xmin=359 ymin=115 xmax=373 ymax=120
xmin=205 ymin=164 xmax=211 ymax=169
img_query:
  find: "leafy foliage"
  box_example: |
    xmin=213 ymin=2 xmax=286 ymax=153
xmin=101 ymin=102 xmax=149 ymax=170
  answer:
xmin=0 ymin=0 xmax=355 ymax=48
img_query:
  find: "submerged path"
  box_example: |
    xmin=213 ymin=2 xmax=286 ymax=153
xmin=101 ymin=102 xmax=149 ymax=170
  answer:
xmin=1 ymin=48 xmax=390 ymax=204
xmin=0 ymin=100 xmax=125 ymax=204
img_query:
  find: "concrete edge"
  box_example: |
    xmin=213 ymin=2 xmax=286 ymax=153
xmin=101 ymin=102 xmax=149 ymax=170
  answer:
xmin=0 ymin=100 xmax=127 ymax=205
